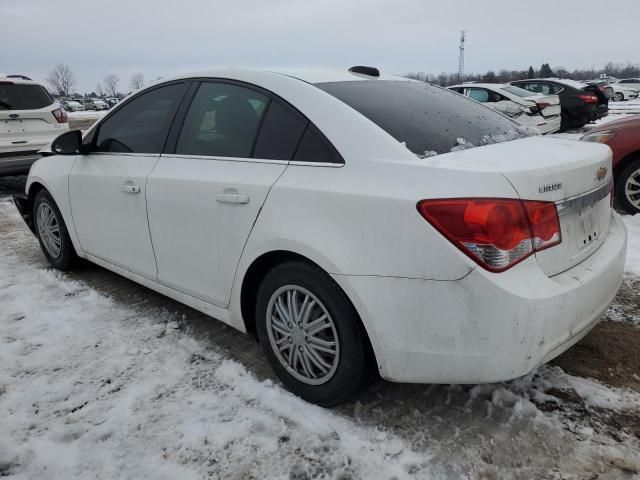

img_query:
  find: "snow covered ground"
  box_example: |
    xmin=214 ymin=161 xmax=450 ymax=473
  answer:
xmin=1 ymin=194 xmax=640 ymax=478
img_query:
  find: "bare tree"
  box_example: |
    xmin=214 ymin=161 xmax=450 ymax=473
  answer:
xmin=96 ymin=82 xmax=104 ymax=97
xmin=103 ymin=74 xmax=120 ymax=97
xmin=130 ymin=72 xmax=144 ymax=90
xmin=46 ymin=63 xmax=76 ymax=96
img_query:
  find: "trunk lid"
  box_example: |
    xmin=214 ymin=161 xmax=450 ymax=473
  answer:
xmin=431 ymin=136 xmax=613 ymax=276
xmin=523 ymin=94 xmax=560 ymax=118
xmin=0 ymin=107 xmax=61 ymax=138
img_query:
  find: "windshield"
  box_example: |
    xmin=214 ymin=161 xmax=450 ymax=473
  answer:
xmin=501 ymin=85 xmax=538 ymax=98
xmin=315 ymin=80 xmax=533 ymax=156
xmin=0 ymin=83 xmax=53 ymax=110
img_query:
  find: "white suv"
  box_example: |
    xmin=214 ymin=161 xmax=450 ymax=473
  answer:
xmin=0 ymin=75 xmax=69 ymax=175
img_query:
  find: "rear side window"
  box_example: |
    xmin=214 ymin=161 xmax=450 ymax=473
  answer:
xmin=293 ymin=125 xmax=342 ymax=164
xmin=253 ymin=100 xmax=308 ymax=160
xmin=176 ymin=82 xmax=268 ymax=158
xmin=0 ymin=84 xmax=53 ymax=110
xmin=316 ymin=80 xmax=523 ymax=156
xmin=95 ymin=83 xmax=186 ymax=153
xmin=467 ymin=89 xmax=489 ymax=102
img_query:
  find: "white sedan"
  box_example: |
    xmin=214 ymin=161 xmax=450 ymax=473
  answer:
xmin=610 ymin=81 xmax=639 ymax=101
xmin=448 ymin=83 xmax=561 ymax=134
xmin=13 ymin=67 xmax=627 ymax=406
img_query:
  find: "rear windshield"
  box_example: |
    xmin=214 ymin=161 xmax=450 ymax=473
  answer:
xmin=501 ymin=85 xmax=536 ymax=98
xmin=315 ymin=80 xmax=531 ymax=157
xmin=0 ymin=83 xmax=53 ymax=110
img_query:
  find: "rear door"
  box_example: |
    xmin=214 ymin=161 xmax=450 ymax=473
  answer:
xmin=147 ymin=80 xmax=307 ymax=307
xmin=69 ymin=82 xmax=187 ymax=279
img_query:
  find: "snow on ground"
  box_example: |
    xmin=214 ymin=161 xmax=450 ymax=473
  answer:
xmin=609 ymin=98 xmax=640 ymax=114
xmin=66 ymin=110 xmax=107 ymax=120
xmin=623 ymin=214 xmax=640 ymax=276
xmin=1 ymin=198 xmax=640 ymax=478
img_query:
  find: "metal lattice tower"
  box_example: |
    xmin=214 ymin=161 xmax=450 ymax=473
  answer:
xmin=458 ymin=30 xmax=466 ymax=82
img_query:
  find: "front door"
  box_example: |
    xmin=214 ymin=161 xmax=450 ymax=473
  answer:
xmin=69 ymin=82 xmax=187 ymax=279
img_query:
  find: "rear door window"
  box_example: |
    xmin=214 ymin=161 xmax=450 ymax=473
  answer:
xmin=316 ymin=80 xmax=524 ymax=156
xmin=467 ymin=88 xmax=490 ymax=102
xmin=94 ymin=83 xmax=186 ymax=154
xmin=175 ymin=82 xmax=268 ymax=158
xmin=0 ymin=84 xmax=53 ymax=110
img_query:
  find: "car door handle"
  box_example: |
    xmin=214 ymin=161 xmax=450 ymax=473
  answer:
xmin=122 ymin=184 xmax=140 ymax=194
xmin=216 ymin=192 xmax=249 ymax=204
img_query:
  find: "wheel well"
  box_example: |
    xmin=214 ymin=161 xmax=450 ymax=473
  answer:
xmin=614 ymin=150 xmax=640 ymax=176
xmin=27 ymin=182 xmax=46 ymax=208
xmin=239 ymin=251 xmax=378 ymax=375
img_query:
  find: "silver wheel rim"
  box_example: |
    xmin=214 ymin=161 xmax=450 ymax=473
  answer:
xmin=36 ymin=202 xmax=62 ymax=258
xmin=625 ymin=167 xmax=640 ymax=210
xmin=615 ymin=93 xmax=623 ymax=101
xmin=266 ymin=285 xmax=340 ymax=385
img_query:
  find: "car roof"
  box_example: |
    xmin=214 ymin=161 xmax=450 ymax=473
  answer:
xmin=517 ymin=78 xmax=588 ymax=89
xmin=158 ymin=67 xmax=410 ymax=86
xmin=0 ymin=74 xmax=42 ymax=86
xmin=449 ymin=83 xmax=512 ymax=90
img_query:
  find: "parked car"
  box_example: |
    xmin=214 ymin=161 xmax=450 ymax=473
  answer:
xmin=12 ymin=68 xmax=626 ymax=406
xmin=581 ymin=116 xmax=640 ymax=214
xmin=448 ymin=83 xmax=561 ymax=134
xmin=61 ymin=100 xmax=85 ymax=112
xmin=616 ymin=78 xmax=640 ymax=92
xmin=82 ymin=99 xmax=99 ymax=111
xmin=92 ymin=99 xmax=109 ymax=110
xmin=0 ymin=75 xmax=68 ymax=175
xmin=106 ymin=97 xmax=119 ymax=107
xmin=609 ymin=82 xmax=639 ymax=102
xmin=585 ymin=80 xmax=614 ymax=100
xmin=510 ymin=78 xmax=608 ymax=131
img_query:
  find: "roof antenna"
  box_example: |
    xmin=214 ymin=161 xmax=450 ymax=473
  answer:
xmin=348 ymin=66 xmax=380 ymax=77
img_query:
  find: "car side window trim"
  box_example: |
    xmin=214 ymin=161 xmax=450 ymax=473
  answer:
xmin=85 ymin=80 xmax=190 ymax=154
xmin=163 ymin=77 xmax=344 ymax=165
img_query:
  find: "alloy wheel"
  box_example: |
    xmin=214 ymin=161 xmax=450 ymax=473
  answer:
xmin=36 ymin=202 xmax=62 ymax=258
xmin=625 ymin=167 xmax=640 ymax=210
xmin=266 ymin=285 xmax=340 ymax=385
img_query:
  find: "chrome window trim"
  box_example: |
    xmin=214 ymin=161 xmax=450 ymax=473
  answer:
xmin=555 ymin=178 xmax=613 ymax=216
xmin=159 ymin=153 xmax=289 ymax=165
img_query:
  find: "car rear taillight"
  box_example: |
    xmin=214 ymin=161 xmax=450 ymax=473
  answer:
xmin=52 ymin=108 xmax=68 ymax=124
xmin=578 ymin=93 xmax=598 ymax=104
xmin=535 ymin=101 xmax=550 ymax=110
xmin=417 ymin=198 xmax=561 ymax=272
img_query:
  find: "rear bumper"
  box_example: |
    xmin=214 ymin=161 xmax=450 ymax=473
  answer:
xmin=337 ymin=213 xmax=627 ymax=384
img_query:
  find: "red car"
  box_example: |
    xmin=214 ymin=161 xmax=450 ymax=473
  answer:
xmin=581 ymin=116 xmax=640 ymax=214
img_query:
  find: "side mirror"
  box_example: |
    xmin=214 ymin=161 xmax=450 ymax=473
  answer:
xmin=51 ymin=130 xmax=84 ymax=155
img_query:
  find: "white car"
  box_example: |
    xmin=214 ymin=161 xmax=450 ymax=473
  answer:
xmin=61 ymin=100 xmax=85 ymax=112
xmin=0 ymin=75 xmax=69 ymax=174
xmin=92 ymin=99 xmax=109 ymax=110
xmin=616 ymin=78 xmax=640 ymax=92
xmin=610 ymin=82 xmax=639 ymax=101
xmin=13 ymin=68 xmax=627 ymax=406
xmin=448 ymin=83 xmax=561 ymax=134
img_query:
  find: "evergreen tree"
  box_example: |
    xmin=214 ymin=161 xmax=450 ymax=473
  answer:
xmin=527 ymin=66 xmax=535 ymax=78
xmin=539 ymin=63 xmax=554 ymax=78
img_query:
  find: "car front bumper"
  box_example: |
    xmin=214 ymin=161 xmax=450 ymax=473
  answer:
xmin=335 ymin=213 xmax=627 ymax=384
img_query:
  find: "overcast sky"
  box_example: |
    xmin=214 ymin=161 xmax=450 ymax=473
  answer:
xmin=2 ymin=0 xmax=639 ymax=93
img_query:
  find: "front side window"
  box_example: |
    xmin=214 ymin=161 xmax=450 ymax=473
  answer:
xmin=95 ymin=83 xmax=186 ymax=153
xmin=316 ymin=80 xmax=523 ymax=156
xmin=0 ymin=84 xmax=53 ymax=110
xmin=175 ymin=82 xmax=268 ymax=158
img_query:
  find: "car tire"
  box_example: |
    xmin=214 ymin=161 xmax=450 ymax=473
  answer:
xmin=614 ymin=92 xmax=624 ymax=102
xmin=616 ymin=157 xmax=640 ymax=215
xmin=33 ymin=189 xmax=78 ymax=270
xmin=255 ymin=261 xmax=368 ymax=407
xmin=560 ymin=112 xmax=569 ymax=132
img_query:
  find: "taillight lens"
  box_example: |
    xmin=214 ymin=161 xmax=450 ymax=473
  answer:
xmin=577 ymin=93 xmax=598 ymax=104
xmin=52 ymin=108 xmax=68 ymax=124
xmin=417 ymin=198 xmax=561 ymax=272
xmin=535 ymin=101 xmax=550 ymax=110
